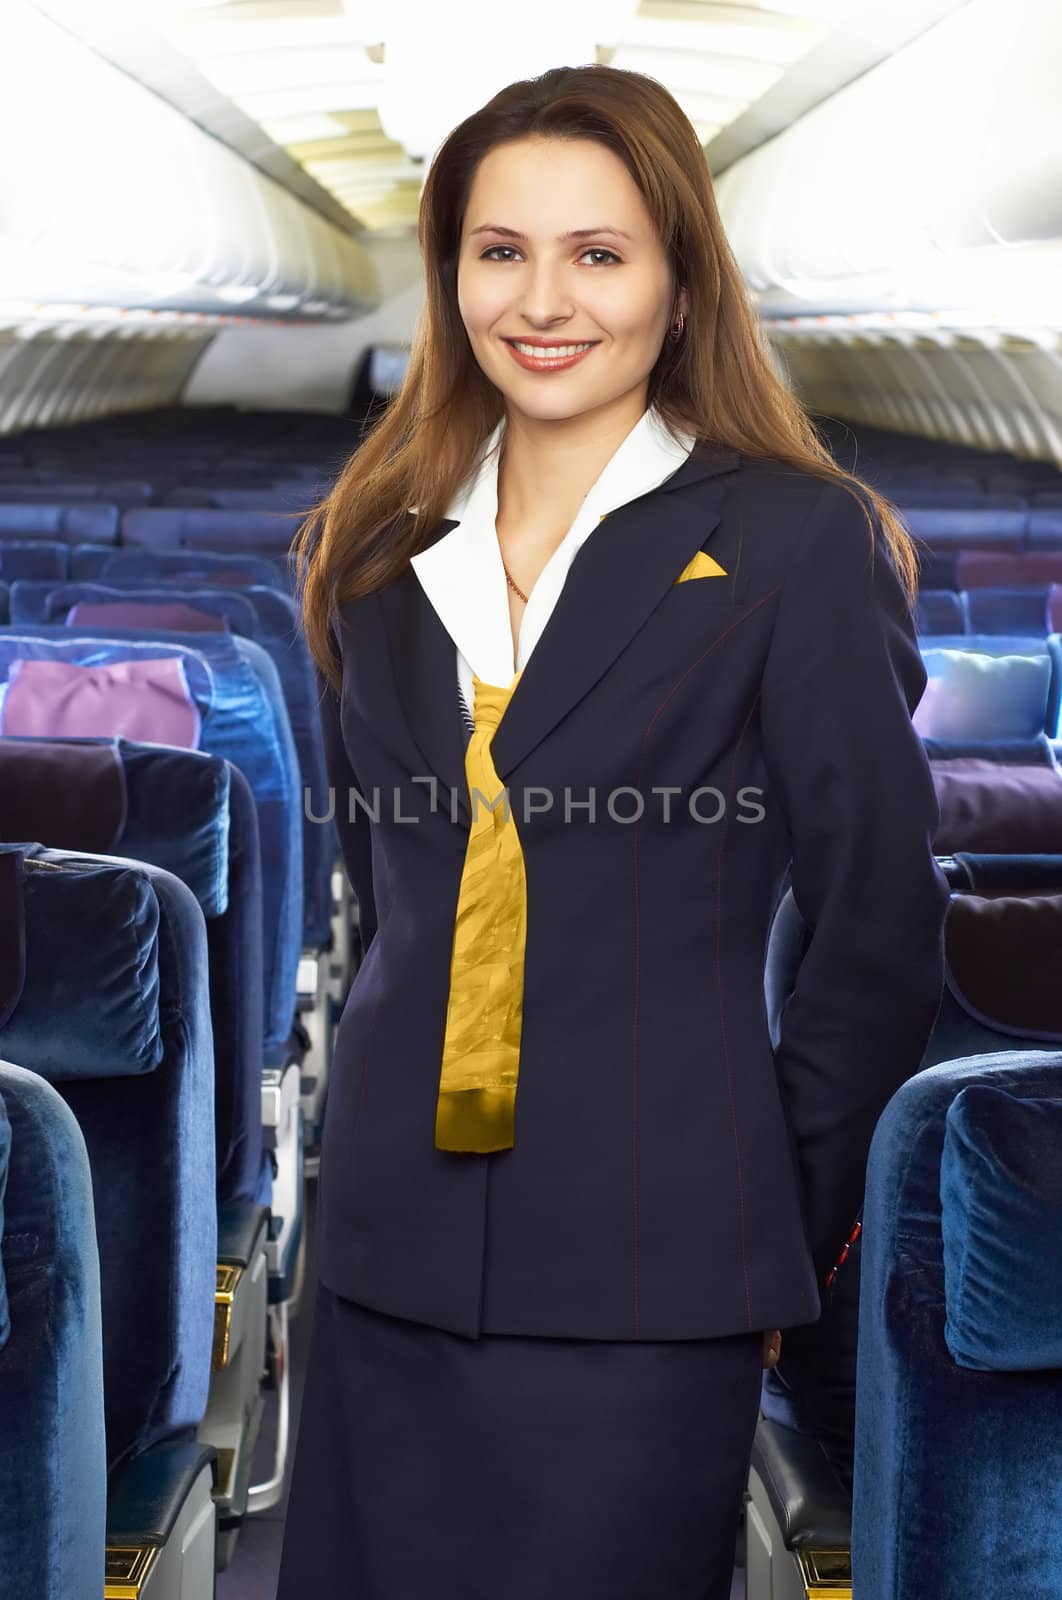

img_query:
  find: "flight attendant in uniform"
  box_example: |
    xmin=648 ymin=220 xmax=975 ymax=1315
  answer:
xmin=277 ymin=63 xmax=948 ymax=1600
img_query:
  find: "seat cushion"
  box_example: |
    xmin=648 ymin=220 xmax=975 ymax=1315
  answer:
xmin=942 ymin=1085 xmax=1062 ymax=1369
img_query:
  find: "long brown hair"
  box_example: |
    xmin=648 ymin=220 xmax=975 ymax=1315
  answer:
xmin=294 ymin=64 xmax=919 ymax=689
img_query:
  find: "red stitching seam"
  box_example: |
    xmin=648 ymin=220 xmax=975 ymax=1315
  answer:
xmin=717 ymin=687 xmax=762 ymax=1331
xmin=631 ymin=586 xmax=781 ymax=1336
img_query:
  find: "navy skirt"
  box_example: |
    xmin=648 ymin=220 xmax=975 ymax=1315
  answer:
xmin=276 ymin=1283 xmax=763 ymax=1599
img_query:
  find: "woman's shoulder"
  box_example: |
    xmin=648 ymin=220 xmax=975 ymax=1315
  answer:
xmin=707 ymin=456 xmax=881 ymax=580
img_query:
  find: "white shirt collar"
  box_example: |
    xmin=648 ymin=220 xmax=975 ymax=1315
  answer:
xmin=410 ymin=408 xmax=695 ymax=689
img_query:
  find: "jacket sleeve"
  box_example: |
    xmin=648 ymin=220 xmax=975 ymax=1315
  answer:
xmin=759 ymin=480 xmax=949 ymax=1288
xmin=317 ymin=671 xmax=378 ymax=961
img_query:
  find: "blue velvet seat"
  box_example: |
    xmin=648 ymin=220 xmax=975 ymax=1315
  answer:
xmin=11 ymin=577 xmax=337 ymax=955
xmin=0 ymin=844 xmax=218 ymax=1589
xmin=0 ymin=541 xmax=68 ymax=582
xmin=122 ymin=506 xmax=304 ymax=553
xmin=751 ymin=860 xmax=1062 ymax=1600
xmin=902 ymin=506 xmax=1028 ymax=552
xmin=915 ymin=589 xmax=966 ymax=634
xmin=0 ymin=1059 xmax=106 ymax=1600
xmin=10 ymin=572 xmax=347 ymax=1152
xmin=852 ymin=1048 xmax=1062 ymax=1598
xmin=0 ymin=631 xmax=306 ymax=1432
xmin=964 ymin=586 xmax=1052 ymax=635
xmin=0 ymin=735 xmax=264 ymax=1209
xmin=0 ymin=628 xmax=302 ymax=1066
xmin=0 ymin=503 xmax=119 ymax=543
xmin=71 ymin=543 xmax=286 ymax=592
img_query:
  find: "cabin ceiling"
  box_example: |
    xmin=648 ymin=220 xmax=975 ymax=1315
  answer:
xmin=36 ymin=0 xmax=970 ymax=240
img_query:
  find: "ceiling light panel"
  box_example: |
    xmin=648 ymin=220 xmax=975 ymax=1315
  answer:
xmin=607 ymin=45 xmax=787 ymax=100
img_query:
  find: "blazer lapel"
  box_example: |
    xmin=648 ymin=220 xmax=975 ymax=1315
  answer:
xmin=376 ymin=535 xmax=474 ymax=824
xmin=377 ymin=445 xmax=741 ymax=821
xmin=490 ymin=446 xmax=741 ymax=781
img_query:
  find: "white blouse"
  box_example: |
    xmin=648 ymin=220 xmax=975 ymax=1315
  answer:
xmin=409 ymin=408 xmax=696 ymax=736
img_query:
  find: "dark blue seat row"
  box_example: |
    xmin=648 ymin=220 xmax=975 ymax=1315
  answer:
xmin=0 ymin=843 xmax=218 ymax=1592
xmin=917 ymin=586 xmax=1062 ymax=636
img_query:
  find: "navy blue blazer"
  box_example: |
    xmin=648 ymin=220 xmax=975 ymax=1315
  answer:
xmin=316 ymin=447 xmax=949 ymax=1341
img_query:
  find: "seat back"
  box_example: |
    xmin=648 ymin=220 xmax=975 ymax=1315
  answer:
xmin=0 ymin=1059 xmax=106 ymax=1600
xmin=71 ymin=544 xmax=286 ymax=592
xmin=122 ymin=507 xmax=303 ymax=553
xmin=915 ymin=590 xmax=966 ymax=634
xmin=963 ymin=586 xmax=1051 ymax=635
xmin=0 ymin=629 xmax=301 ymax=1060
xmin=11 ymin=579 xmax=335 ymax=948
xmin=0 ymin=541 xmax=68 ymax=582
xmin=0 ymin=737 xmax=264 ymax=1207
xmin=852 ymin=1048 xmax=1062 ymax=1598
xmin=0 ymin=845 xmax=215 ymax=1471
xmin=0 ymin=504 xmax=119 ymax=543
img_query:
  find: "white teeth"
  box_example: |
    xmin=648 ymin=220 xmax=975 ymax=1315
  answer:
xmin=511 ymin=341 xmax=594 ymax=358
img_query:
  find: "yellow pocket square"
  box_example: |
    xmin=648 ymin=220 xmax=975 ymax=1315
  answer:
xmin=674 ymin=551 xmax=728 ymax=583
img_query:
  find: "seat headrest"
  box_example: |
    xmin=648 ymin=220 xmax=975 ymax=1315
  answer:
xmin=0 ymin=738 xmax=127 ymax=854
xmin=65 ymin=600 xmax=228 ymax=633
xmin=0 ymin=738 xmax=230 ymax=917
xmin=945 ymin=893 xmax=1062 ymax=1039
xmin=933 ymin=757 xmax=1062 ymax=854
xmin=942 ymin=1085 xmax=1062 ymax=1370
xmin=0 ymin=846 xmax=162 ymax=1080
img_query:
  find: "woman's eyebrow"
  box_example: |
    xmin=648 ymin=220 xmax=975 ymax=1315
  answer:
xmin=466 ymin=224 xmax=633 ymax=241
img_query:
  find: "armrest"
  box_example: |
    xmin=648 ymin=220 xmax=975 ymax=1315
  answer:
xmin=107 ymin=1439 xmax=217 ymax=1547
xmin=216 ymin=1200 xmax=269 ymax=1269
xmin=750 ymin=1417 xmax=852 ymax=1551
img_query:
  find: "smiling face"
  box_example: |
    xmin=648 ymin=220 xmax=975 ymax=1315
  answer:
xmin=456 ymin=136 xmax=685 ymax=430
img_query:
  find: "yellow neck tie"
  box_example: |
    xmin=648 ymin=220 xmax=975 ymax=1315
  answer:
xmin=435 ymin=670 xmax=528 ymax=1152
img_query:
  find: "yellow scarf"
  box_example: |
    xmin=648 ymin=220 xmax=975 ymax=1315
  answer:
xmin=435 ymin=671 xmax=528 ymax=1152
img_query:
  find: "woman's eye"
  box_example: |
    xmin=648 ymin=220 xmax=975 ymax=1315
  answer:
xmin=479 ymin=246 xmax=621 ymax=265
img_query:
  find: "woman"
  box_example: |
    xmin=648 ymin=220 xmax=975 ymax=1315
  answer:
xmin=278 ymin=64 xmax=948 ymax=1599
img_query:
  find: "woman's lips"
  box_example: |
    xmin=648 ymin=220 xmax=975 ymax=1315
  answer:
xmin=503 ymin=340 xmax=599 ymax=374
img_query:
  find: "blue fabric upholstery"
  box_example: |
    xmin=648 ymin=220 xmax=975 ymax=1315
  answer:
xmin=29 ymin=570 xmax=335 ymax=949
xmin=852 ymin=1050 xmax=1062 ymax=1599
xmin=4 ymin=844 xmax=216 ymax=1471
xmin=112 ymin=741 xmax=231 ymax=919
xmin=0 ymin=504 xmax=118 ymax=543
xmin=122 ymin=507 xmax=303 ymax=552
xmin=72 ymin=543 xmax=286 ymax=591
xmin=964 ymin=587 xmax=1051 ymax=635
xmin=0 ymin=542 xmax=68 ymax=582
xmin=902 ymin=506 xmax=1027 ymax=549
xmin=1029 ymin=509 xmax=1062 ymax=550
xmin=0 ymin=848 xmax=162 ymax=1080
xmin=940 ymin=1085 xmax=1062 ymax=1371
xmin=10 ymin=580 xmax=259 ymax=637
xmin=0 ymin=628 xmax=301 ymax=1058
xmin=0 ymin=1060 xmax=107 ymax=1600
xmin=0 ymin=739 xmax=261 ymax=1207
xmin=916 ymin=591 xmax=966 ymax=634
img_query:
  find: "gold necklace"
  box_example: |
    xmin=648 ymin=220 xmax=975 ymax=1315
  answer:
xmin=502 ymin=559 xmax=528 ymax=604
